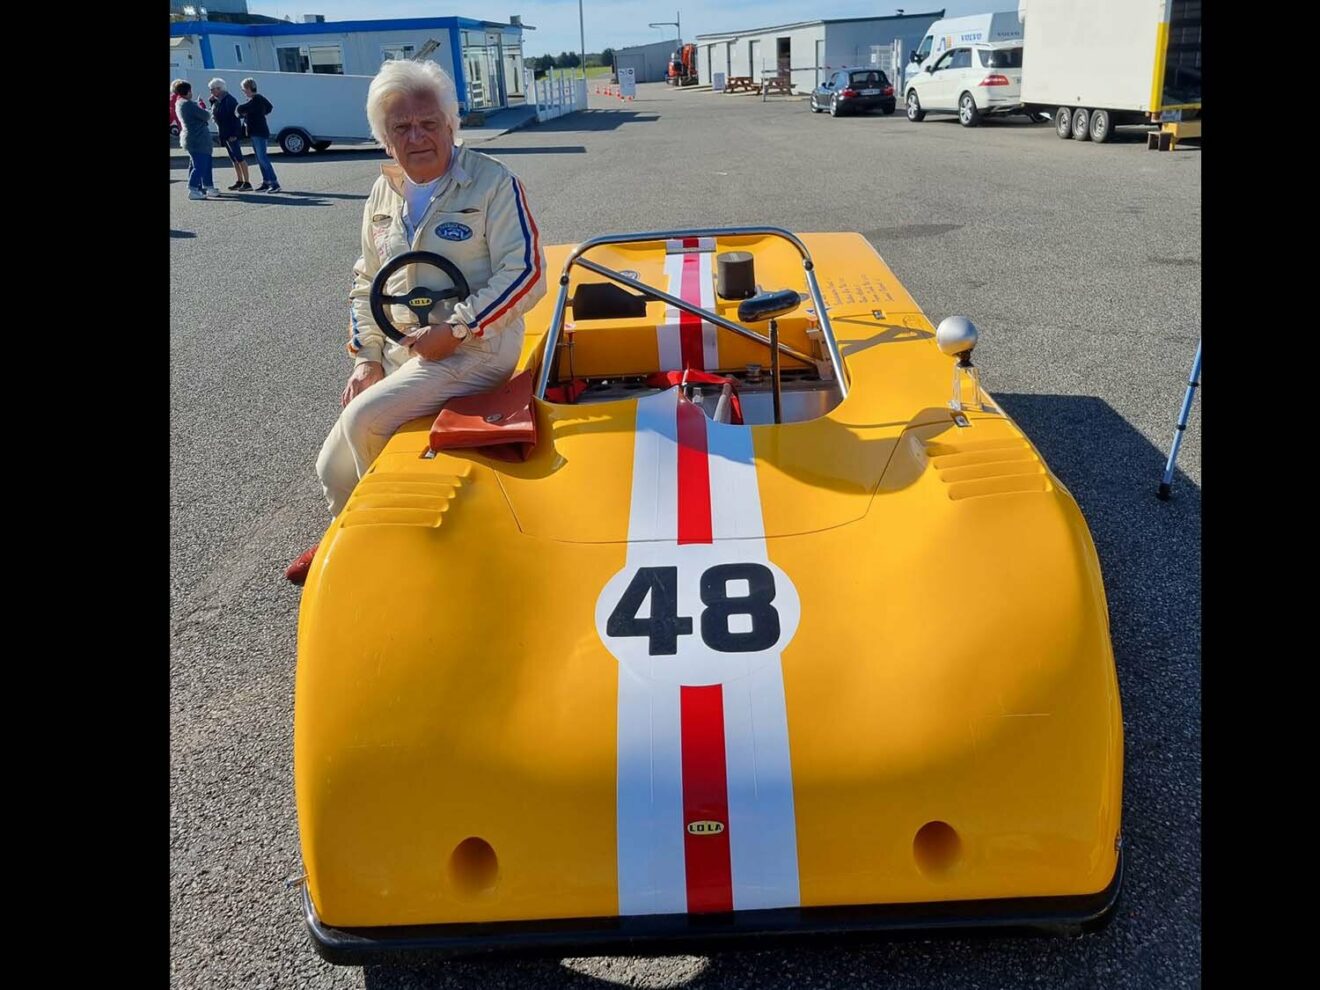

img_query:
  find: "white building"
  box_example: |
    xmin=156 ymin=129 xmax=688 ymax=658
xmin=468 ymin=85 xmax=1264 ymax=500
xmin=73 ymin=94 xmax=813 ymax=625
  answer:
xmin=696 ymin=11 xmax=944 ymax=93
xmin=168 ymin=14 xmax=529 ymax=113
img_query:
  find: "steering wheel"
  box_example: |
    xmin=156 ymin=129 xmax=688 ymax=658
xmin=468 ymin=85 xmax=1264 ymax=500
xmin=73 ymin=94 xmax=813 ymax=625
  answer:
xmin=368 ymin=250 xmax=473 ymax=343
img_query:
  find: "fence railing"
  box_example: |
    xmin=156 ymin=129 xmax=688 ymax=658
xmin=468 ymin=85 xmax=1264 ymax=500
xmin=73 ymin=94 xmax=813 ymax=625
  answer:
xmin=525 ymin=68 xmax=588 ymax=122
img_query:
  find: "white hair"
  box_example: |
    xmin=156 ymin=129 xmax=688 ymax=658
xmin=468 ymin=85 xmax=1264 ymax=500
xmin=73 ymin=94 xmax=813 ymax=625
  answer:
xmin=366 ymin=60 xmax=460 ymax=146
xmin=208 ymin=77 xmax=226 ymax=92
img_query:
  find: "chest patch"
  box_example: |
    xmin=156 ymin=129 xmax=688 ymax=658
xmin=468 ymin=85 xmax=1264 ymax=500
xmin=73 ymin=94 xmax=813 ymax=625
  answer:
xmin=436 ymin=221 xmax=473 ymax=242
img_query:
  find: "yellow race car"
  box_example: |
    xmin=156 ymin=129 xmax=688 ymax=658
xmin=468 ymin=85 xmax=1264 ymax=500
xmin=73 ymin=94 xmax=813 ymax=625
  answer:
xmin=295 ymin=228 xmax=1123 ymax=963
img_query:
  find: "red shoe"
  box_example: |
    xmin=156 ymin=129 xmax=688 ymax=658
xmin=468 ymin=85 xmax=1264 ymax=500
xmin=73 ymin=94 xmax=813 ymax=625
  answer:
xmin=284 ymin=543 xmax=319 ymax=585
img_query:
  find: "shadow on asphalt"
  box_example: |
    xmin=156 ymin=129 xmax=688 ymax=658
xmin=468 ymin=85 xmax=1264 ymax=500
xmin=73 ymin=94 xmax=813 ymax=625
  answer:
xmin=168 ymin=143 xmax=596 ymax=167
xmin=359 ymin=929 xmax=1070 ymax=990
xmin=914 ymin=116 xmax=1187 ymax=146
xmin=170 ymin=230 xmax=196 ymax=238
xmin=197 ymin=191 xmax=369 ymax=205
xmin=533 ymin=110 xmax=660 ymax=132
xmin=478 ymin=146 xmax=588 ymax=155
xmin=170 ymin=146 xmax=387 ymax=169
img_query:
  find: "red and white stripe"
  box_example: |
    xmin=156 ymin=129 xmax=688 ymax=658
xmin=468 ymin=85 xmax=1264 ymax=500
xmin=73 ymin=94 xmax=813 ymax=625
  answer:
xmin=658 ymin=242 xmax=720 ymax=372
xmin=471 ymin=177 xmax=542 ymax=336
xmin=600 ymin=388 xmax=801 ymax=916
xmin=664 ymin=237 xmax=716 ymax=253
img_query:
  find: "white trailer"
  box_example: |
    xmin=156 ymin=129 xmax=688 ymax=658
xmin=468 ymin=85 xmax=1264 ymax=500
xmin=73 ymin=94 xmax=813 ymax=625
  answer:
xmin=1018 ymin=0 xmax=1201 ymax=144
xmin=170 ymin=67 xmax=378 ymax=155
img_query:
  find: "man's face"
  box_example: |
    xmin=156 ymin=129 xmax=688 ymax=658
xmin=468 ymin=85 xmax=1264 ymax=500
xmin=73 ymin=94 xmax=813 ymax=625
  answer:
xmin=383 ymin=91 xmax=452 ymax=183
xmin=209 ymin=86 xmax=222 ymax=101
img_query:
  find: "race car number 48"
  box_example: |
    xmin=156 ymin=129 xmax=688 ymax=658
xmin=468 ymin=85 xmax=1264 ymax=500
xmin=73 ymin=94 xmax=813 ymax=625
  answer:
xmin=607 ymin=563 xmax=779 ymax=655
xmin=596 ymin=552 xmax=801 ymax=686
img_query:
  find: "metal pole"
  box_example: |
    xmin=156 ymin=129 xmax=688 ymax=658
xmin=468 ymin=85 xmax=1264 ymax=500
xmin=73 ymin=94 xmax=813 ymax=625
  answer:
xmin=1157 ymin=340 xmax=1201 ymax=500
xmin=769 ymin=318 xmax=782 ymax=424
xmin=579 ymin=0 xmax=587 ymax=81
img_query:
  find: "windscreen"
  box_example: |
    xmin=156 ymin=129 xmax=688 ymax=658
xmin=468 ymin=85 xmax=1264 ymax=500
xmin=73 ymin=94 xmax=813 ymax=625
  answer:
xmin=978 ymin=47 xmax=1023 ymax=68
xmin=849 ymin=71 xmax=887 ymax=88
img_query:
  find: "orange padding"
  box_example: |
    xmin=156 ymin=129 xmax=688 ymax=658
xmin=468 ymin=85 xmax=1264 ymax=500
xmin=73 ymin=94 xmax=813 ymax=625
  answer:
xmin=429 ymin=371 xmax=537 ymax=462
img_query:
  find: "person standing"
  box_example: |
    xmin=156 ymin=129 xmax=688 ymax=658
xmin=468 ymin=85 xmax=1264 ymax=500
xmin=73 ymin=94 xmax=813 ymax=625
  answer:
xmin=236 ymin=78 xmax=281 ymax=193
xmin=172 ymin=80 xmax=215 ymax=200
xmin=209 ymin=78 xmax=251 ymax=192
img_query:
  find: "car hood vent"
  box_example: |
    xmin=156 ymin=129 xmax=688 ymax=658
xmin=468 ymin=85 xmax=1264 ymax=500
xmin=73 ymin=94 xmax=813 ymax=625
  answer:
xmin=338 ymin=470 xmax=468 ymax=528
xmin=922 ymin=435 xmax=1050 ymax=500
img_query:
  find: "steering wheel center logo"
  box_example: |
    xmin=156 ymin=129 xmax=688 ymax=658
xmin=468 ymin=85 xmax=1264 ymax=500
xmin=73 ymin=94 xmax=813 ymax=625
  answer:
xmin=436 ymin=222 xmax=473 ymax=241
xmin=595 ymin=546 xmax=800 ymax=686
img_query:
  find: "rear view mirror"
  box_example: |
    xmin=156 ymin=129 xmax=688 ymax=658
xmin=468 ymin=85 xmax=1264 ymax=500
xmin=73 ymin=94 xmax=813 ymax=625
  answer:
xmin=925 ymin=65 xmax=935 ymax=73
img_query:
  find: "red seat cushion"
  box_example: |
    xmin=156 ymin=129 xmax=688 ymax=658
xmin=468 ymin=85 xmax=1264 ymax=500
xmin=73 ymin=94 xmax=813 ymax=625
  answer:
xmin=429 ymin=371 xmax=537 ymax=462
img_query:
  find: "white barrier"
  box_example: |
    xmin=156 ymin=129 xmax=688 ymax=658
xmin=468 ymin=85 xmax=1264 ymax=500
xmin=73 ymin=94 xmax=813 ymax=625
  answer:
xmin=527 ymin=68 xmax=588 ymax=122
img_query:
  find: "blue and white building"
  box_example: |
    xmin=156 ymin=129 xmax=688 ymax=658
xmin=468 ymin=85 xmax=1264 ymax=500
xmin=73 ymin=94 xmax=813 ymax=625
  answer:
xmin=168 ymin=15 xmax=529 ymax=112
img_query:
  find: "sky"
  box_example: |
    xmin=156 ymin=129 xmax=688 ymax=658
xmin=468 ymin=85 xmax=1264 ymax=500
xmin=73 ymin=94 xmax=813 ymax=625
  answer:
xmin=247 ymin=1 xmax=1002 ymax=57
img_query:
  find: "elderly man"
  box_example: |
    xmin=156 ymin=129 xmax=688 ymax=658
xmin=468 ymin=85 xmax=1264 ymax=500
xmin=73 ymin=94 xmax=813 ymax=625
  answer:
xmin=286 ymin=60 xmax=546 ymax=584
xmin=208 ymin=78 xmax=251 ymax=192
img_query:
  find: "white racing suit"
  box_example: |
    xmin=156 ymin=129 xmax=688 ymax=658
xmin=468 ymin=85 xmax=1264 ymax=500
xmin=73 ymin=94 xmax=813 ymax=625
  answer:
xmin=316 ymin=146 xmax=547 ymax=515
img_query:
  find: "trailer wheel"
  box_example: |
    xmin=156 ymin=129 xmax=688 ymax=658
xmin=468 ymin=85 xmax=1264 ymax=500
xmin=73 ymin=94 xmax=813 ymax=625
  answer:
xmin=906 ymin=90 xmax=925 ymax=122
xmin=1072 ymin=107 xmax=1092 ymax=141
xmin=1056 ymin=107 xmax=1073 ymax=138
xmin=958 ymin=92 xmax=981 ymax=127
xmin=1089 ymin=109 xmax=1113 ymax=143
xmin=279 ymin=129 xmax=312 ymax=156
xmin=312 ymin=140 xmax=332 ymax=152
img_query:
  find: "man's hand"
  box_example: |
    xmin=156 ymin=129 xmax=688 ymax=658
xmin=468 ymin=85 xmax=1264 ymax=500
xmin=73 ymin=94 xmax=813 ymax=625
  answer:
xmin=403 ymin=324 xmax=465 ymax=363
xmin=341 ymin=361 xmax=384 ymax=408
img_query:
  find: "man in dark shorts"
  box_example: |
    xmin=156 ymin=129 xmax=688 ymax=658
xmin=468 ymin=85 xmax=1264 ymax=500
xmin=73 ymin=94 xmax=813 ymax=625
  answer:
xmin=208 ymin=78 xmax=251 ymax=192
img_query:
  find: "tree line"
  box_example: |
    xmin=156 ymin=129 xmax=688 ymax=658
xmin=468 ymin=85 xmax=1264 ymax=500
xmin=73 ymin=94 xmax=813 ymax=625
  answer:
xmin=529 ymin=49 xmax=616 ymax=73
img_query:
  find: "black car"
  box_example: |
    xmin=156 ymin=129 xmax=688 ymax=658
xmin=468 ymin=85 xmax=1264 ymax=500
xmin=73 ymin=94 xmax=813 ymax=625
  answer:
xmin=810 ymin=68 xmax=896 ymax=116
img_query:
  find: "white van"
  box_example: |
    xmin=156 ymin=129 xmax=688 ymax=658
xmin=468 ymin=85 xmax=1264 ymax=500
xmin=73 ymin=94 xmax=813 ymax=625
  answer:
xmin=168 ymin=68 xmax=378 ymax=155
xmin=903 ymin=10 xmax=1023 ymax=90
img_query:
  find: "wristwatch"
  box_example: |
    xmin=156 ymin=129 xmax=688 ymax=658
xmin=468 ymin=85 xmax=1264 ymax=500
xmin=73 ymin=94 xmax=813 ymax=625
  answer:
xmin=448 ymin=320 xmax=473 ymax=340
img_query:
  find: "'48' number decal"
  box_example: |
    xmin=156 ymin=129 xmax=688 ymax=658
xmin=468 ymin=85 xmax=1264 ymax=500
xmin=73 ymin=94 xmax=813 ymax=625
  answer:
xmin=606 ymin=563 xmax=780 ymax=655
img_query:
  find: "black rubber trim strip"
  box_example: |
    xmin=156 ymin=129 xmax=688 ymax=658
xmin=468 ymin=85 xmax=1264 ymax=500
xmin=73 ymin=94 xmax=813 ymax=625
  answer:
xmin=303 ymin=851 xmax=1123 ymax=966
